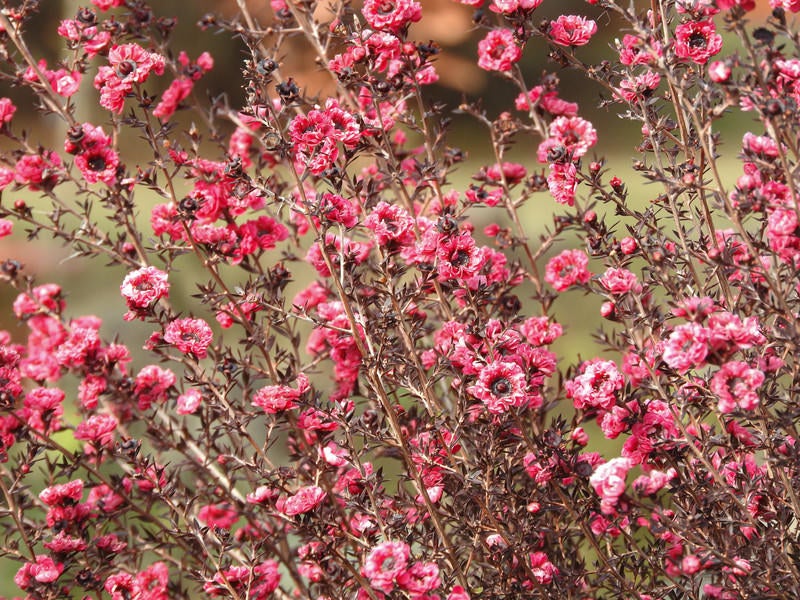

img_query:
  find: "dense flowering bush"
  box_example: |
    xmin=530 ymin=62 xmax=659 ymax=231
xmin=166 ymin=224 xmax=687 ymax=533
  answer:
xmin=2 ymin=0 xmax=800 ymax=598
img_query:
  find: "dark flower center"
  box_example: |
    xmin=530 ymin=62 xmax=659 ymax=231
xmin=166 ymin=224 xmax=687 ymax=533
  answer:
xmin=87 ymin=155 xmax=107 ymax=171
xmin=688 ymin=33 xmax=707 ymax=49
xmin=451 ymin=249 xmax=471 ymax=267
xmin=377 ymin=1 xmax=395 ymax=15
xmin=491 ymin=377 xmax=512 ymax=397
xmin=591 ymin=373 xmax=609 ymax=391
xmin=558 ymin=264 xmax=575 ymax=278
xmin=116 ymin=59 xmax=137 ymax=78
xmin=490 ymin=44 xmax=507 ymax=59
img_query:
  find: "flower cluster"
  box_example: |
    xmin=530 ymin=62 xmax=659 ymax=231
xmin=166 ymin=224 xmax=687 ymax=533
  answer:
xmin=2 ymin=0 xmax=800 ymax=598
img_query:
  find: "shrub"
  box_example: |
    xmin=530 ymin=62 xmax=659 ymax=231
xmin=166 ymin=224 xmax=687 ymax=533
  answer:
xmin=1 ymin=0 xmax=800 ymax=598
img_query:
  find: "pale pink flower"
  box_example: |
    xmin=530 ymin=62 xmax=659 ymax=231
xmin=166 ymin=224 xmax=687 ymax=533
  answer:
xmin=545 ymin=249 xmax=591 ymax=291
xmin=176 ymin=388 xmax=203 ymax=414
xmin=711 ymin=361 xmax=764 ymax=413
xmin=589 ymin=456 xmax=633 ymax=514
xmin=565 ymin=359 xmax=624 ymax=411
xmin=361 ymin=541 xmax=410 ymax=593
xmin=529 ymin=551 xmax=558 ymax=584
xmin=120 ymin=266 xmax=169 ymax=320
xmin=549 ymin=15 xmax=597 ymax=47
xmin=547 ymin=162 xmax=578 ymax=205
xmin=163 ymin=317 xmax=213 ymax=359
xmin=662 ymin=323 xmax=709 ymax=373
xmin=361 ymin=0 xmax=422 ymax=32
xmin=599 ymin=267 xmax=642 ymax=295
xmin=0 ymin=97 xmax=16 ymax=123
xmin=478 ymin=29 xmax=522 ymax=72
xmin=281 ymin=485 xmax=327 ymax=516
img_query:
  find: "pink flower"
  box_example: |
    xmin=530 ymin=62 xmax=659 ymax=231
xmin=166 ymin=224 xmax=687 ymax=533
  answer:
xmin=132 ymin=562 xmax=169 ymax=599
xmin=397 ymin=561 xmax=441 ymax=594
xmin=710 ymin=361 xmax=764 ymax=413
xmin=176 ymin=388 xmax=203 ymax=414
xmin=448 ymin=586 xmax=471 ymax=600
xmin=198 ymin=503 xmax=239 ymax=529
xmin=105 ymin=572 xmax=135 ymax=600
xmin=545 ymin=249 xmax=591 ymax=291
xmin=539 ymin=116 xmax=597 ymax=162
xmin=238 ymin=216 xmax=290 ymax=256
xmin=466 ymin=185 xmax=504 ymax=206
xmin=289 ymin=99 xmax=361 ymax=174
xmin=674 ymin=20 xmax=722 ymax=64
xmin=770 ymin=0 xmax=800 ymax=12
xmin=247 ymin=485 xmax=279 ymax=504
xmin=23 ymin=387 xmax=65 ymax=433
xmin=529 ymin=551 xmax=558 ymax=584
xmin=57 ymin=19 xmax=111 ymax=57
xmin=88 ymin=484 xmax=128 ymax=513
xmin=615 ymin=71 xmax=661 ymax=103
xmin=0 ymin=97 xmax=16 ymax=123
xmin=0 ymin=218 xmax=12 ymax=238
xmin=617 ymin=34 xmax=662 ymax=66
xmin=490 ymin=0 xmax=543 ymax=13
xmin=14 ymin=150 xmax=63 ymax=190
xmin=14 ymin=555 xmax=64 ymax=589
xmin=709 ymin=60 xmax=731 ymax=82
xmin=40 ymin=479 xmax=84 ymax=506
xmin=74 ymin=413 xmax=118 ymax=448
xmin=486 ymin=161 xmax=527 ymax=184
xmin=134 ymin=365 xmax=176 ymax=410
xmin=107 ymin=43 xmax=166 ymax=84
xmin=306 ymin=233 xmax=372 ymax=276
xmin=43 ymin=532 xmax=88 ymax=553
xmin=281 ymin=485 xmax=327 ymax=516
xmin=364 ymin=201 xmax=415 ymax=247
xmin=153 ymin=77 xmax=194 ymax=121
xmin=565 ymin=359 xmax=624 ymax=411
xmin=74 ymin=142 xmax=119 ymax=185
xmin=52 ymin=69 xmax=82 ymax=96
xmin=589 ymin=456 xmax=633 ymax=514
xmin=362 ymin=541 xmax=410 ymax=593
xmin=163 ymin=317 xmax=214 ymax=358
xmin=468 ymin=360 xmax=530 ymax=414
xmin=599 ymin=267 xmax=642 ymax=295
xmin=13 ymin=283 xmax=64 ymax=319
xmin=251 ymin=375 xmax=309 ymax=413
xmin=547 ymin=162 xmax=578 ymax=205
xmin=662 ymin=322 xmax=709 ymax=373
xmin=204 ymin=561 xmax=280 ymax=599
xmin=598 ymin=405 xmax=631 ymax=439
xmin=92 ymin=0 xmax=125 ymax=9
xmin=436 ymin=232 xmax=485 ymax=281
xmin=477 ymin=29 xmax=522 ymax=72
xmin=317 ymin=192 xmax=360 ymax=228
xmin=633 ymin=468 xmax=677 ymax=495
xmin=94 ymin=43 xmax=165 ymax=113
xmin=361 ymin=0 xmax=422 ymax=32
xmin=120 ymin=266 xmax=170 ymax=320
xmin=549 ymin=15 xmax=598 ymax=47
xmin=515 ymin=85 xmax=579 ymax=116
